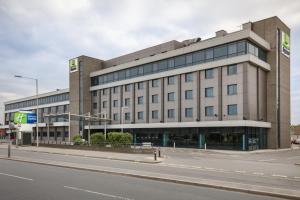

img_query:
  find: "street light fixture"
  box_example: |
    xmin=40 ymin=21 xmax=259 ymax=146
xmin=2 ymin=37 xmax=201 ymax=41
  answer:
xmin=14 ymin=75 xmax=39 ymax=147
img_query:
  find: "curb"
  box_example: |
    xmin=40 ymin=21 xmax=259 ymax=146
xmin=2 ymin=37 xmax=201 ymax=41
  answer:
xmin=1 ymin=157 xmax=300 ymax=200
xmin=1 ymin=146 xmax=162 ymax=164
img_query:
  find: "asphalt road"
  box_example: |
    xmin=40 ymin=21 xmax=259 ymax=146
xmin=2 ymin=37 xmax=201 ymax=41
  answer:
xmin=0 ymin=159 xmax=285 ymax=200
xmin=0 ymin=148 xmax=299 ymax=191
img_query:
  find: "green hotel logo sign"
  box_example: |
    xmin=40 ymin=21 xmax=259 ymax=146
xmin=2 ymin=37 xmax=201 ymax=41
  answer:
xmin=14 ymin=112 xmax=27 ymax=124
xmin=13 ymin=112 xmax=37 ymax=124
xmin=281 ymin=31 xmax=290 ymax=57
xmin=69 ymin=58 xmax=78 ymax=73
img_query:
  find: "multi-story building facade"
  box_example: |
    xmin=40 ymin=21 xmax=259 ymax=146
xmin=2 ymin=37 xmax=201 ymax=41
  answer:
xmin=3 ymin=89 xmax=69 ymax=142
xmin=2 ymin=16 xmax=290 ymax=150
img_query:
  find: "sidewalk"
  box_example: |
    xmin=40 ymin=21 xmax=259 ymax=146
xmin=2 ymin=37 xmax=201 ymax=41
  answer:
xmin=162 ymin=146 xmax=298 ymax=155
xmin=1 ymin=155 xmax=299 ymax=200
xmin=0 ymin=144 xmax=163 ymax=163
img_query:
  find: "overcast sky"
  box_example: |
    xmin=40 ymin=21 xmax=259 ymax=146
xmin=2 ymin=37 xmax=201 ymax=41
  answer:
xmin=0 ymin=0 xmax=299 ymax=124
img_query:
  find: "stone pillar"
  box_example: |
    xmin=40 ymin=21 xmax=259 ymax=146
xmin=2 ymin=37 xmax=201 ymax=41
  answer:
xmin=198 ymin=129 xmax=205 ymax=149
xmin=162 ymin=131 xmax=169 ymax=147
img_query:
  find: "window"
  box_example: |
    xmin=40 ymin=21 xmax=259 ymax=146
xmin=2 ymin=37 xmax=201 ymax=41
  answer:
xmin=205 ymin=87 xmax=214 ymax=97
xmin=168 ymin=92 xmax=175 ymax=101
xmin=92 ymin=91 xmax=97 ymax=97
xmin=185 ymin=90 xmax=193 ymax=100
xmin=125 ymin=112 xmax=130 ymax=120
xmin=102 ymin=101 xmax=107 ymax=108
xmin=125 ymin=98 xmax=130 ymax=106
xmin=193 ymin=51 xmax=205 ymax=63
xmin=158 ymin=60 xmax=168 ymax=71
xmin=125 ymin=84 xmax=131 ymax=92
xmin=214 ymin=45 xmax=227 ymax=60
xmin=144 ymin=64 xmax=152 ymax=75
xmin=102 ymin=89 xmax=108 ymax=95
xmin=237 ymin=41 xmax=246 ymax=55
xmin=168 ymin=76 xmax=175 ymax=85
xmin=186 ymin=54 xmax=193 ymax=64
xmin=185 ymin=73 xmax=193 ymax=82
xmin=205 ymin=106 xmax=214 ymax=116
xmin=227 ymin=84 xmax=237 ymax=95
xmin=174 ymin=55 xmax=185 ymax=67
xmin=113 ymin=87 xmax=118 ymax=93
xmin=168 ymin=109 xmax=175 ymax=119
xmin=185 ymin=108 xmax=193 ymax=118
xmin=152 ymin=110 xmax=159 ymax=119
xmin=138 ymin=112 xmax=144 ymax=120
xmin=228 ymin=104 xmax=237 ymax=115
xmin=113 ymin=113 xmax=119 ymax=121
xmin=152 ymin=94 xmax=159 ymax=103
xmin=138 ymin=96 xmax=144 ymax=105
xmin=205 ymin=69 xmax=214 ymax=79
xmin=138 ymin=82 xmax=144 ymax=90
xmin=168 ymin=59 xmax=174 ymax=68
xmin=113 ymin=100 xmax=118 ymax=107
xmin=205 ymin=49 xmax=213 ymax=61
xmin=152 ymin=79 xmax=159 ymax=87
xmin=248 ymin=43 xmax=258 ymax=56
xmin=227 ymin=65 xmax=237 ymax=75
xmin=93 ymin=103 xmax=97 ymax=109
xmin=152 ymin=63 xmax=158 ymax=72
xmin=228 ymin=43 xmax=237 ymax=56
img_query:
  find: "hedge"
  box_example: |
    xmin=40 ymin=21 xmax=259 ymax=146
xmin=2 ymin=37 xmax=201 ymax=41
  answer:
xmin=90 ymin=132 xmax=105 ymax=145
xmin=107 ymin=132 xmax=132 ymax=146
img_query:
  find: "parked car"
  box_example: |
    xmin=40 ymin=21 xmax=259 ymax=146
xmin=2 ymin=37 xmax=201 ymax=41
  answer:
xmin=292 ymin=138 xmax=300 ymax=144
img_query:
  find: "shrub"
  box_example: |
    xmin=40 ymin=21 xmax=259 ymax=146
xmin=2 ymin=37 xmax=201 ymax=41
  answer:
xmin=73 ymin=135 xmax=83 ymax=145
xmin=107 ymin=132 xmax=132 ymax=146
xmin=90 ymin=132 xmax=105 ymax=145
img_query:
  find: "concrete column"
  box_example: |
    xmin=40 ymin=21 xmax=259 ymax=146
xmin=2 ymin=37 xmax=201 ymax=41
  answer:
xmin=133 ymin=132 xmax=137 ymax=144
xmin=198 ymin=129 xmax=205 ymax=149
xmin=242 ymin=134 xmax=246 ymax=151
xmin=162 ymin=131 xmax=169 ymax=147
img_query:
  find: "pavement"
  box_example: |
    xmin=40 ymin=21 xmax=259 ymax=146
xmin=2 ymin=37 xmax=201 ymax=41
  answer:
xmin=0 ymin=159 xmax=285 ymax=200
xmin=0 ymin=144 xmax=300 ymax=199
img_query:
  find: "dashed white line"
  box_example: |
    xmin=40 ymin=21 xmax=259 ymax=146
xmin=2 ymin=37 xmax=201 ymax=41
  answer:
xmin=0 ymin=172 xmax=34 ymax=181
xmin=253 ymin=172 xmax=264 ymax=176
xmin=272 ymin=174 xmax=287 ymax=178
xmin=235 ymin=170 xmax=246 ymax=173
xmin=294 ymin=176 xmax=300 ymax=179
xmin=64 ymin=186 xmax=134 ymax=200
xmin=258 ymin=159 xmax=276 ymax=162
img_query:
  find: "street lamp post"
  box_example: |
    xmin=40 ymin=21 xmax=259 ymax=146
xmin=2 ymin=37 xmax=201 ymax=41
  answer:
xmin=121 ymin=106 xmax=129 ymax=133
xmin=14 ymin=75 xmax=39 ymax=147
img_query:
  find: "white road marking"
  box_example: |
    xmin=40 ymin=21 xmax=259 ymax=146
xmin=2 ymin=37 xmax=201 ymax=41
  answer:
xmin=294 ymin=176 xmax=300 ymax=179
xmin=253 ymin=172 xmax=264 ymax=176
xmin=258 ymin=159 xmax=276 ymax=162
xmin=272 ymin=174 xmax=287 ymax=178
xmin=235 ymin=170 xmax=246 ymax=173
xmin=64 ymin=186 xmax=134 ymax=200
xmin=0 ymin=172 xmax=33 ymax=181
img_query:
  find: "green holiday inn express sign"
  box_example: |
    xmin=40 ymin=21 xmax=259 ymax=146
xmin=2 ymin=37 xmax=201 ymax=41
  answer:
xmin=69 ymin=58 xmax=78 ymax=73
xmin=281 ymin=31 xmax=290 ymax=57
xmin=14 ymin=112 xmax=37 ymax=124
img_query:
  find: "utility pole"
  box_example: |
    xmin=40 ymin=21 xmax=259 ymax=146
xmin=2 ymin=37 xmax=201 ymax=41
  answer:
xmin=68 ymin=112 xmax=71 ymax=144
xmin=88 ymin=112 xmax=91 ymax=146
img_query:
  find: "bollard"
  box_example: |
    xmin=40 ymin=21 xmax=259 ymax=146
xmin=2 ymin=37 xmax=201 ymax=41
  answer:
xmin=204 ymin=143 xmax=207 ymax=150
xmin=158 ymin=148 xmax=161 ymax=157
xmin=173 ymin=141 xmax=176 ymax=149
xmin=8 ymin=141 xmax=11 ymax=158
xmin=154 ymin=150 xmax=157 ymax=161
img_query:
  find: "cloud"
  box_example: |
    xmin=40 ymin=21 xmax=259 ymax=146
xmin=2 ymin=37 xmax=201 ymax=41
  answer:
xmin=0 ymin=0 xmax=300 ymax=124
